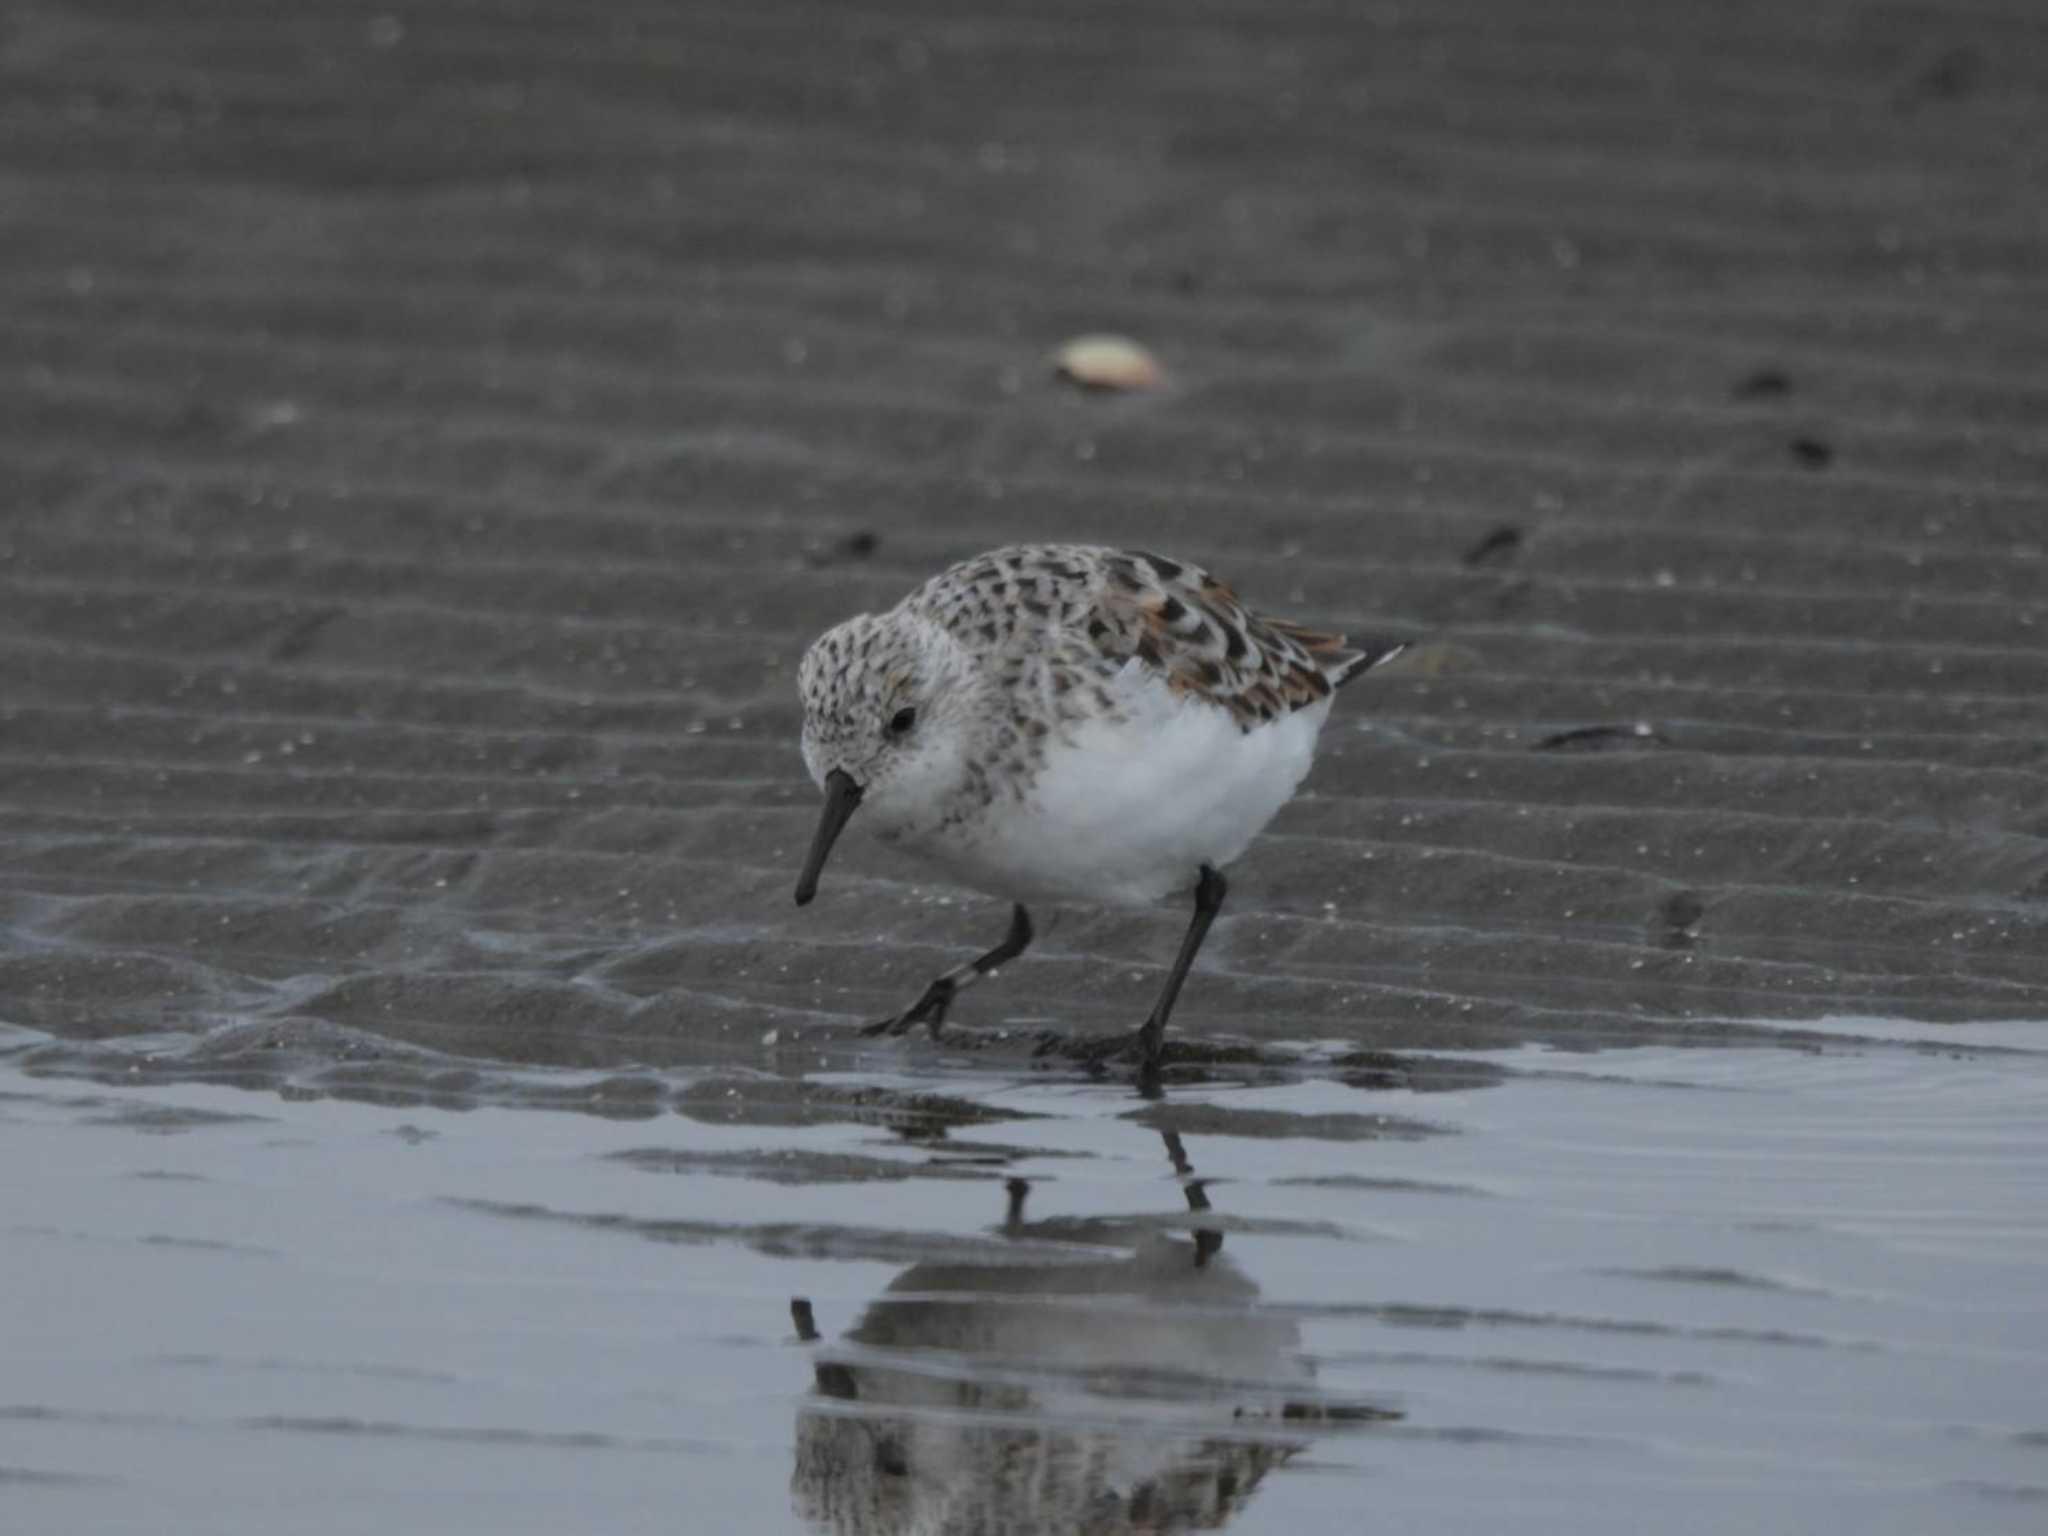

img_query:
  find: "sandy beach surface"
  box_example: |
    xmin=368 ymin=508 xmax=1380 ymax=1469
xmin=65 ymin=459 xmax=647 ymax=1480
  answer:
xmin=3 ymin=0 xmax=2046 ymax=1529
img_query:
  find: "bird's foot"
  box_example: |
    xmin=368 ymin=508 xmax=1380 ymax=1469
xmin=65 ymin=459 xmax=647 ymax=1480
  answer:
xmin=859 ymin=976 xmax=955 ymax=1039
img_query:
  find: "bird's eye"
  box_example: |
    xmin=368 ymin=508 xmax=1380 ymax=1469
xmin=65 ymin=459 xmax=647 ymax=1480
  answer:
xmin=887 ymin=707 xmax=917 ymax=736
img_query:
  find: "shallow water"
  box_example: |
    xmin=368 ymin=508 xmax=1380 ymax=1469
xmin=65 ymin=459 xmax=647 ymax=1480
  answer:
xmin=6 ymin=1018 xmax=2047 ymax=1534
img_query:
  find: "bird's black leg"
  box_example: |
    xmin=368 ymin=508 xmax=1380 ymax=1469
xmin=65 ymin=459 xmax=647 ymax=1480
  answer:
xmin=1002 ymin=1177 xmax=1030 ymax=1236
xmin=862 ymin=903 xmax=1034 ymax=1039
xmin=1136 ymin=865 xmax=1227 ymax=1079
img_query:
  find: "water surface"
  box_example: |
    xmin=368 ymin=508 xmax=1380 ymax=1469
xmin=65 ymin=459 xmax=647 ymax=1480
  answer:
xmin=6 ymin=1019 xmax=2045 ymax=1534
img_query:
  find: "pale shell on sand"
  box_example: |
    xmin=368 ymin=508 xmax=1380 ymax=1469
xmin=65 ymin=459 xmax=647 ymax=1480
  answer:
xmin=1052 ymin=334 xmax=1164 ymax=392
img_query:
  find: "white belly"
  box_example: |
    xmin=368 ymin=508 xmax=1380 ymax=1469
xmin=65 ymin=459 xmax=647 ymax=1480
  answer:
xmin=894 ymin=668 xmax=1331 ymax=907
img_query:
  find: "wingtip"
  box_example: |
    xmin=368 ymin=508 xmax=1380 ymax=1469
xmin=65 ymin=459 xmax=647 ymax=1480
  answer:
xmin=1332 ymin=637 xmax=1412 ymax=688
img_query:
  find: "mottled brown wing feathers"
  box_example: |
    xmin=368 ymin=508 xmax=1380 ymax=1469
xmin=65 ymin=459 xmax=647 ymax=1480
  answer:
xmin=1265 ymin=616 xmax=1350 ymax=661
xmin=1091 ymin=550 xmax=1353 ymax=730
xmin=908 ymin=543 xmax=1400 ymax=732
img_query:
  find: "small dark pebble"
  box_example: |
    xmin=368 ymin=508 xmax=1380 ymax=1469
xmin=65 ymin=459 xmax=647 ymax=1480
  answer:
xmin=1461 ymin=524 xmax=1522 ymax=567
xmin=1732 ymin=368 xmax=1793 ymax=401
xmin=1897 ymin=46 xmax=1982 ymax=108
xmin=1789 ymin=437 xmax=1834 ymax=469
xmin=1661 ymin=890 xmax=1706 ymax=930
xmin=802 ymin=530 xmax=880 ymax=566
xmin=1534 ymin=723 xmax=1672 ymax=752
xmin=1657 ymin=890 xmax=1706 ymax=949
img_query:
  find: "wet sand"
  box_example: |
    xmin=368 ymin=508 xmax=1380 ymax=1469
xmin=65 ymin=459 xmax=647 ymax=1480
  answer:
xmin=1 ymin=0 xmax=2043 ymax=1060
xmin=3 ymin=0 xmax=2047 ymax=1528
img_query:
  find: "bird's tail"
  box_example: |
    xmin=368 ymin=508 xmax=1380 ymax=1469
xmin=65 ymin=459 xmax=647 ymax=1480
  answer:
xmin=1327 ymin=637 xmax=1411 ymax=689
xmin=1271 ymin=618 xmax=1411 ymax=689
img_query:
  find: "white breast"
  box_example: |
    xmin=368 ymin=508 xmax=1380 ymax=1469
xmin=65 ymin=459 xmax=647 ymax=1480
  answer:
xmin=904 ymin=662 xmax=1332 ymax=906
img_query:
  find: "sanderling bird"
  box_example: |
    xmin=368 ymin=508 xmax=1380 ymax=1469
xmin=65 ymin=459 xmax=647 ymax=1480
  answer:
xmin=793 ymin=544 xmax=1404 ymax=1076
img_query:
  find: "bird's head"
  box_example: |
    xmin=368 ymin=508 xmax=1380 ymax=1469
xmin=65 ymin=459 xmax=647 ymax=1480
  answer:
xmin=793 ymin=610 xmax=981 ymax=904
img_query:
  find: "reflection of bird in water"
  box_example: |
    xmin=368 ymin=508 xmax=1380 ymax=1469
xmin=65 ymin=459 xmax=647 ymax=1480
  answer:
xmin=792 ymin=1135 xmax=1374 ymax=1534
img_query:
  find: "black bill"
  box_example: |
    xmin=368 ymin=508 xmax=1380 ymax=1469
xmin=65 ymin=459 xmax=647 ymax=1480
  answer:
xmin=793 ymin=768 xmax=863 ymax=906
